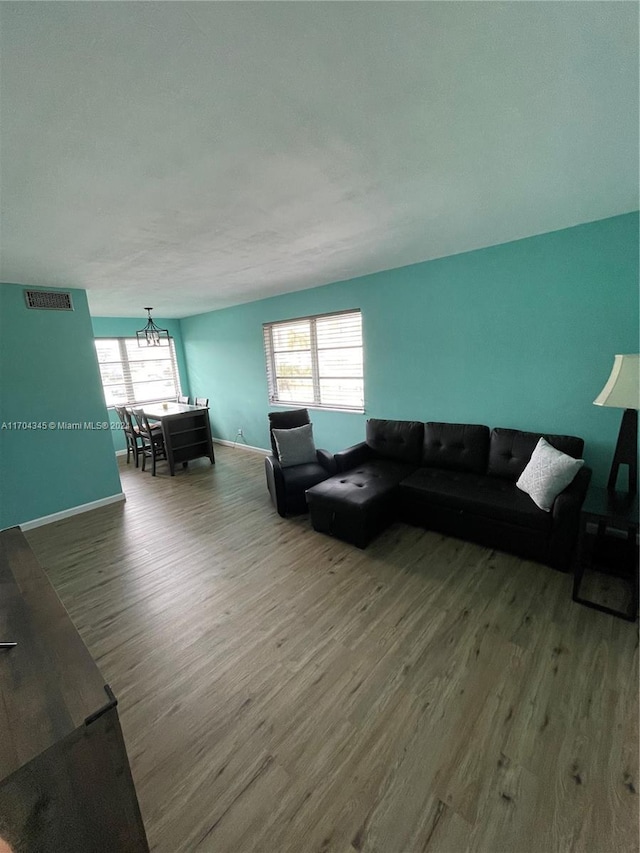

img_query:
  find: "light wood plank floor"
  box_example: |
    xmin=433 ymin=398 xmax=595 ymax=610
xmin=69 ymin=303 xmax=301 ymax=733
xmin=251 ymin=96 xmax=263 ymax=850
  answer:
xmin=26 ymin=446 xmax=638 ymax=853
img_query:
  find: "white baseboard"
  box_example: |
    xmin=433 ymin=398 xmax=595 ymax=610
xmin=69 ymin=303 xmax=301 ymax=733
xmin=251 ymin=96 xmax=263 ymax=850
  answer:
xmin=213 ymin=438 xmax=269 ymax=455
xmin=20 ymin=493 xmax=126 ymax=531
xmin=117 ymin=438 xmax=268 ymax=456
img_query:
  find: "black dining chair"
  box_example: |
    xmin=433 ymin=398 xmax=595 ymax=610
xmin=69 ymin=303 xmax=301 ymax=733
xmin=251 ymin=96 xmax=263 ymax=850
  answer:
xmin=264 ymin=409 xmax=336 ymax=517
xmin=178 ymin=395 xmax=190 ymax=404
xmin=195 ymin=397 xmax=209 ymax=408
xmin=132 ymin=408 xmax=167 ymax=476
xmin=115 ymin=405 xmax=144 ymax=467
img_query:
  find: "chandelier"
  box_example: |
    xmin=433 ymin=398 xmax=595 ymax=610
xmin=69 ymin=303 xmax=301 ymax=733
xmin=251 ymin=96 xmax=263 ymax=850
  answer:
xmin=136 ymin=308 xmax=170 ymax=347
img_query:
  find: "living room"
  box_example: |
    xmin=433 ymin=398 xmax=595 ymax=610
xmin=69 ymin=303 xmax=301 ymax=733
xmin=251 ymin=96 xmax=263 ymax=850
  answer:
xmin=0 ymin=3 xmax=638 ymax=852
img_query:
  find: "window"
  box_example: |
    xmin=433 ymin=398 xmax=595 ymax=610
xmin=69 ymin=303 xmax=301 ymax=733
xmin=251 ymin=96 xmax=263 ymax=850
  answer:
xmin=263 ymin=310 xmax=364 ymax=411
xmin=95 ymin=338 xmax=181 ymax=407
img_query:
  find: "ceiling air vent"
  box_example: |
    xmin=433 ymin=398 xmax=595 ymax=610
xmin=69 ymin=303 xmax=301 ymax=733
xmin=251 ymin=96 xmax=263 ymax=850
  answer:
xmin=24 ymin=290 xmax=74 ymax=311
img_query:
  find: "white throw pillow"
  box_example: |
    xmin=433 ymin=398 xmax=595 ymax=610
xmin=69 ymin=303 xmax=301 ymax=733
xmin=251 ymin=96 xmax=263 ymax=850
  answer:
xmin=516 ymin=437 xmax=584 ymax=512
xmin=272 ymin=423 xmax=317 ymax=467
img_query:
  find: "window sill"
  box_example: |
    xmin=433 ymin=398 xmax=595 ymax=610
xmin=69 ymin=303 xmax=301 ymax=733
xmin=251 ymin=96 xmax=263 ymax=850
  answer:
xmin=269 ymin=402 xmax=365 ymax=415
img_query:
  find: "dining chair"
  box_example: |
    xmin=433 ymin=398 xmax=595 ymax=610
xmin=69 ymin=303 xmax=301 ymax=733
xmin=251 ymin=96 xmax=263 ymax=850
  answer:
xmin=132 ymin=408 xmax=167 ymax=476
xmin=115 ymin=405 xmax=143 ymax=467
xmin=178 ymin=395 xmax=190 ymax=404
xmin=195 ymin=397 xmax=209 ymax=408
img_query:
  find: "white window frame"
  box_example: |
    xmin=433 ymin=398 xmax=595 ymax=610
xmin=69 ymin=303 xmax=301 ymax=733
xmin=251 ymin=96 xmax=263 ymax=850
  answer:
xmin=263 ymin=309 xmax=364 ymax=412
xmin=95 ymin=337 xmax=182 ymax=407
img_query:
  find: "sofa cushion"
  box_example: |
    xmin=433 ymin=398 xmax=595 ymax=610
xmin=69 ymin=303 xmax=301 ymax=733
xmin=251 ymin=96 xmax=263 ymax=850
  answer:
xmin=488 ymin=428 xmax=584 ymax=482
xmin=422 ymin=422 xmax=490 ymax=474
xmin=366 ymin=419 xmax=424 ymax=464
xmin=399 ymin=467 xmax=552 ymax=531
xmin=306 ymin=459 xmax=414 ymax=512
xmin=282 ymin=461 xmax=330 ymax=495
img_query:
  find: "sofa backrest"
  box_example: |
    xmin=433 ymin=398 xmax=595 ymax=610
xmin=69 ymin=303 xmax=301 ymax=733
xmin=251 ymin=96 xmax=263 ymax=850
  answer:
xmin=422 ymin=422 xmax=490 ymax=474
xmin=488 ymin=428 xmax=585 ymax=481
xmin=366 ymin=419 xmax=424 ymax=464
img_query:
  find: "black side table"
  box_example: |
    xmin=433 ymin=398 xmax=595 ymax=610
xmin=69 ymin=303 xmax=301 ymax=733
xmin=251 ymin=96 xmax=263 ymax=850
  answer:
xmin=573 ymin=487 xmax=639 ymax=621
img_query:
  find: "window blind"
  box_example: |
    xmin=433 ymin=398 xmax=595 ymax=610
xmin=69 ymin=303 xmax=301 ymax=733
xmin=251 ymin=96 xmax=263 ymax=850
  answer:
xmin=263 ymin=310 xmax=364 ymax=411
xmin=94 ymin=338 xmax=181 ymax=407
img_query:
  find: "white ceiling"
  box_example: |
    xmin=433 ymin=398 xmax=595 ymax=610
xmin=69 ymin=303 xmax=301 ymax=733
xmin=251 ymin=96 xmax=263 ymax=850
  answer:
xmin=1 ymin=2 xmax=637 ymax=319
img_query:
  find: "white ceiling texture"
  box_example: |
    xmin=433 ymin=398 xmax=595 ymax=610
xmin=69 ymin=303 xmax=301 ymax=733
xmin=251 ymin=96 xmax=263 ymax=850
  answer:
xmin=1 ymin=2 xmax=637 ymax=318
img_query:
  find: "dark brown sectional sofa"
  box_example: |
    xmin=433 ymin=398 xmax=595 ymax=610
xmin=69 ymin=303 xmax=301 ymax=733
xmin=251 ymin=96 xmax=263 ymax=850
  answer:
xmin=305 ymin=419 xmax=591 ymax=571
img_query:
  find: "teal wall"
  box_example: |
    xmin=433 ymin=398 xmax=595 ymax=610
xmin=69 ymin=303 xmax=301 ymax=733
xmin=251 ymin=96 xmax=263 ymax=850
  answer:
xmin=91 ymin=316 xmax=189 ymax=453
xmin=0 ymin=283 xmax=123 ymax=529
xmin=180 ymin=213 xmax=639 ymax=487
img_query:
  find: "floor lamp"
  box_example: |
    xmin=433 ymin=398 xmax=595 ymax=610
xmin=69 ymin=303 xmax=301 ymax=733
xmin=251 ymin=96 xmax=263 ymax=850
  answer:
xmin=593 ymin=354 xmax=640 ymax=495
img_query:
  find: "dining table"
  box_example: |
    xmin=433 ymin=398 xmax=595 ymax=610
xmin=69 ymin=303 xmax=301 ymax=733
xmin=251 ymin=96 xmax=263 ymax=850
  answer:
xmin=141 ymin=402 xmax=215 ymax=475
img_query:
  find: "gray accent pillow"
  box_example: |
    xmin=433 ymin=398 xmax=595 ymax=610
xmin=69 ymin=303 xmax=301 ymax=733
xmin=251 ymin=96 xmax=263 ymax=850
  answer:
xmin=272 ymin=423 xmax=317 ymax=467
xmin=516 ymin=437 xmax=584 ymax=511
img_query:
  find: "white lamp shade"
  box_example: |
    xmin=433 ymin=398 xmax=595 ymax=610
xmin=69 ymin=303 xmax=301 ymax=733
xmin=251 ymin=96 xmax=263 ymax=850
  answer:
xmin=593 ymin=354 xmax=640 ymax=410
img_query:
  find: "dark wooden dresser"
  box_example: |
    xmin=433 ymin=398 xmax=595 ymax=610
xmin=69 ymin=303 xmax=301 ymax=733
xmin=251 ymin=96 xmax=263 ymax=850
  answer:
xmin=0 ymin=527 xmax=148 ymax=853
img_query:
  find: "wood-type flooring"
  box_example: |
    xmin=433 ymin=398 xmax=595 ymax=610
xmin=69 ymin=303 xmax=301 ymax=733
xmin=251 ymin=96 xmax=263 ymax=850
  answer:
xmin=25 ymin=446 xmax=639 ymax=853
